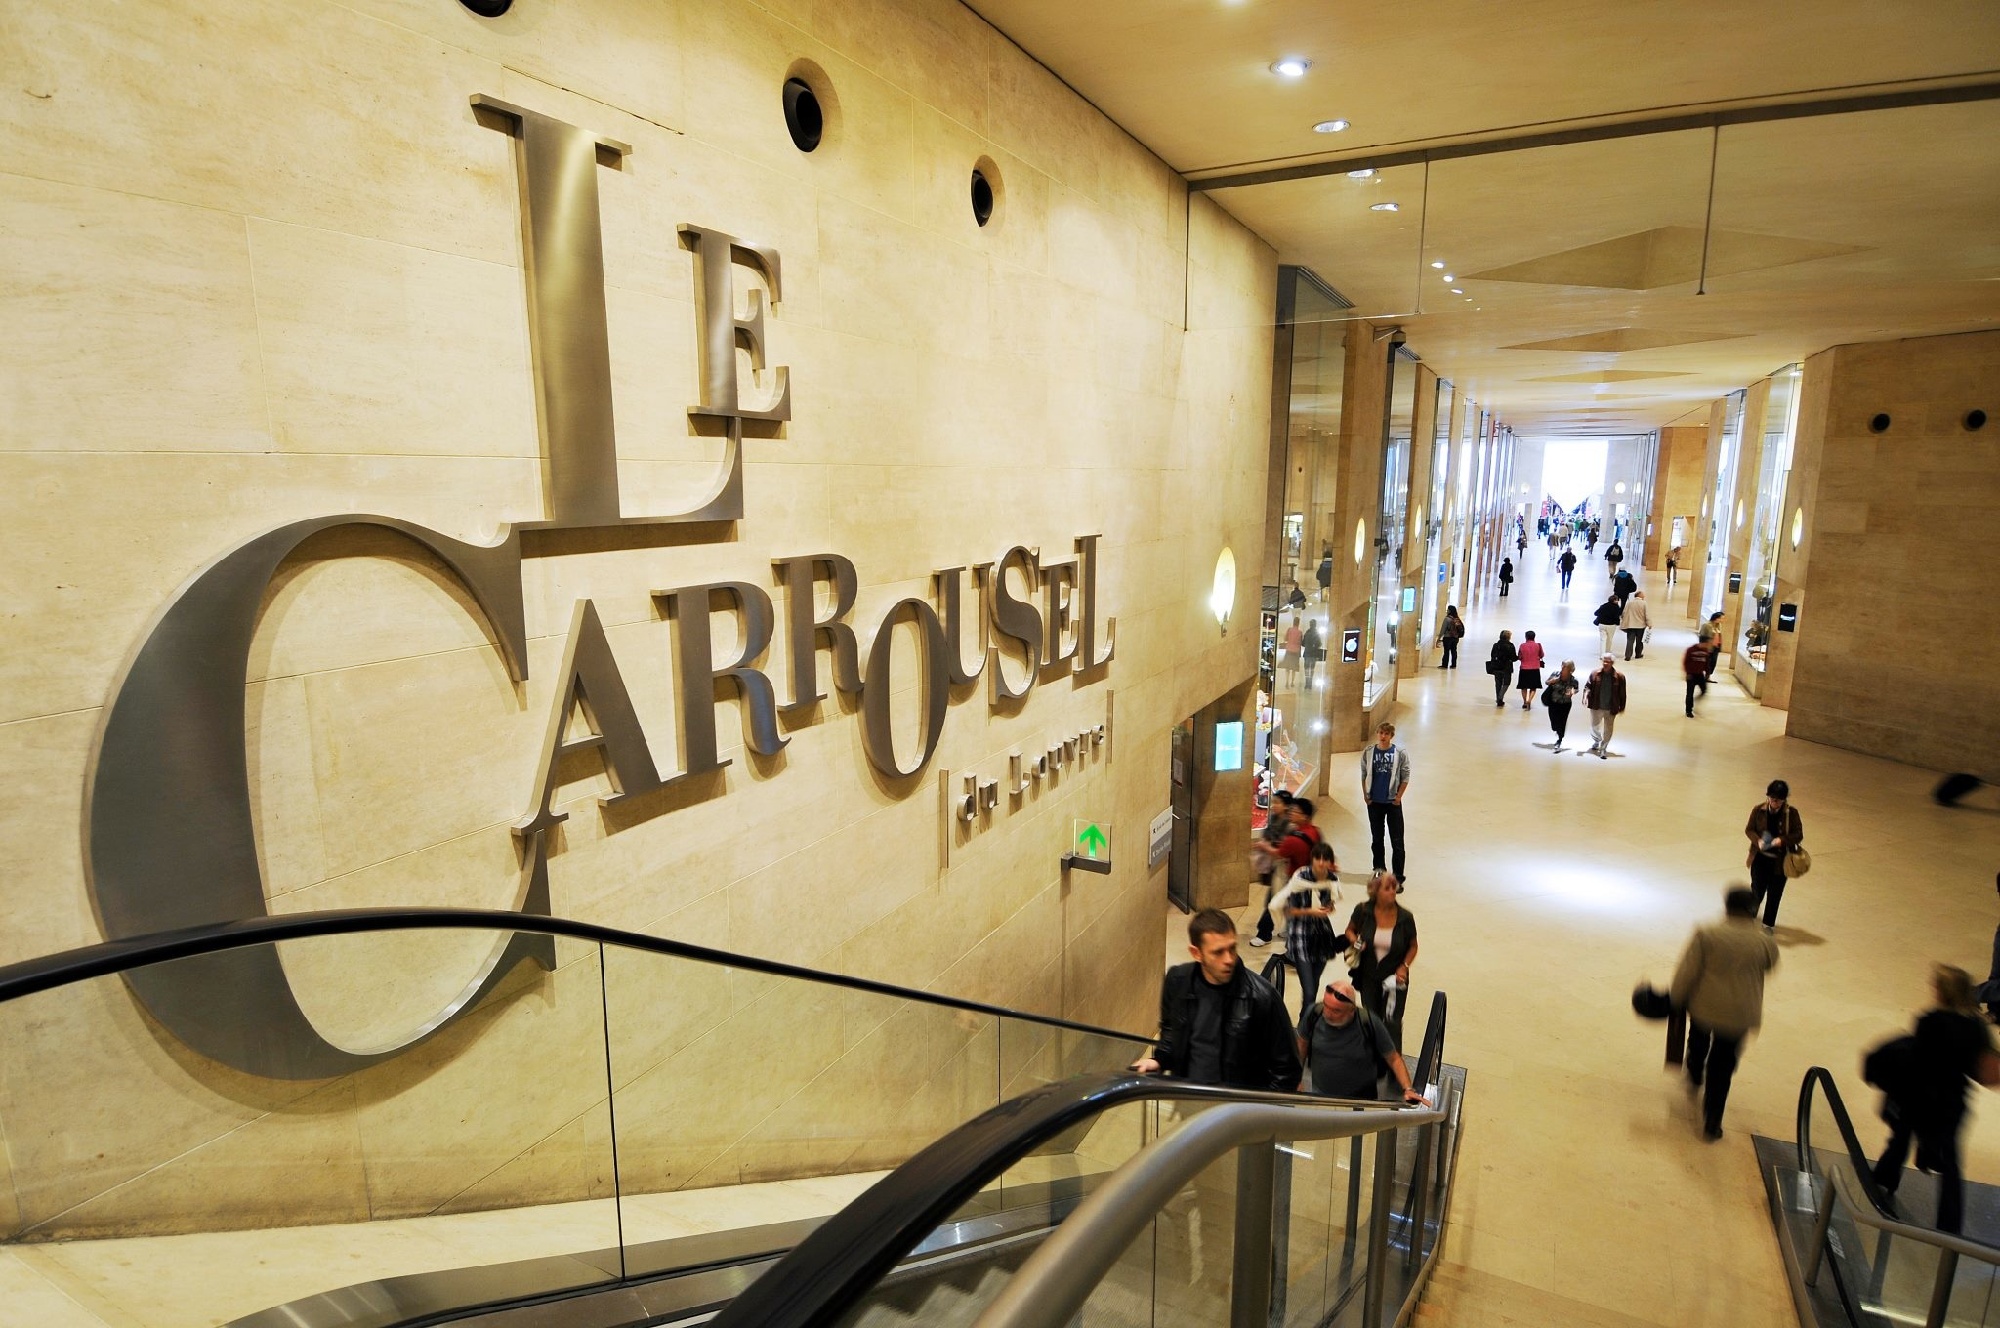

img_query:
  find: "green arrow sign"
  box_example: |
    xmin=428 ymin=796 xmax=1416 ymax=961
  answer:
xmin=1076 ymin=822 xmax=1107 ymax=858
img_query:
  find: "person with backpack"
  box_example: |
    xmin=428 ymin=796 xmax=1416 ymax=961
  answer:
xmin=1298 ymin=980 xmax=1427 ymax=1103
xmin=1538 ymin=660 xmax=1581 ymax=752
xmin=1670 ymin=888 xmax=1779 ymax=1140
xmin=1439 ymin=606 xmax=1465 ymax=669
xmin=1867 ymin=964 xmax=2000 ymax=1233
xmin=1744 ymin=780 xmax=1805 ymax=928
xmin=1270 ymin=842 xmax=1344 ymax=1017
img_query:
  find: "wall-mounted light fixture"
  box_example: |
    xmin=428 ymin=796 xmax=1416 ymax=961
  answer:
xmin=1354 ymin=518 xmax=1367 ymax=564
xmin=1790 ymin=507 xmax=1805 ymax=550
xmin=1209 ymin=547 xmax=1236 ymax=631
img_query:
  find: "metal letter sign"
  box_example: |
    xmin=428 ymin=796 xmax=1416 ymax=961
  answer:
xmin=84 ymin=96 xmax=1112 ymax=1080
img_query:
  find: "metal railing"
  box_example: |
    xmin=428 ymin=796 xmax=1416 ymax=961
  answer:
xmin=1795 ymin=1066 xmax=2000 ymax=1328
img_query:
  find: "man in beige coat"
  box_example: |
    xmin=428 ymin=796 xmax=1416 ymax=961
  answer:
xmin=1671 ymin=888 xmax=1779 ymax=1140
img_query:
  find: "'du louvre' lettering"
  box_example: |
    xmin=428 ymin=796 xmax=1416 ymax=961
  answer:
xmin=82 ymin=96 xmax=1115 ymax=1079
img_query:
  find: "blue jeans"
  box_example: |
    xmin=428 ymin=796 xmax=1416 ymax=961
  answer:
xmin=1291 ymin=955 xmax=1326 ymax=1022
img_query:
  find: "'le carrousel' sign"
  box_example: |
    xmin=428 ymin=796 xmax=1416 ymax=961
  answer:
xmin=84 ymin=96 xmax=1113 ymax=1080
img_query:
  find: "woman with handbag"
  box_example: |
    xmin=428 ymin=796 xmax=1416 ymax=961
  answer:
xmin=1487 ymin=630 xmax=1518 ymax=708
xmin=1745 ymin=779 xmax=1806 ymax=929
xmin=1346 ymin=870 xmax=1419 ymax=1049
xmin=1515 ymin=630 xmax=1546 ymax=710
xmin=1272 ymin=842 xmax=1345 ymax=1019
xmin=1439 ymin=606 xmax=1465 ymax=669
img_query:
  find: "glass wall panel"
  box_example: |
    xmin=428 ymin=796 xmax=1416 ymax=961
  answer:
xmin=1420 ymin=381 xmax=1454 ymax=651
xmin=1701 ymin=391 xmax=1747 ymax=622
xmin=1734 ymin=366 xmax=1801 ymax=690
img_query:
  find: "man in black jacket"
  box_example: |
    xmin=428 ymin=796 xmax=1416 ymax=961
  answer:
xmin=1133 ymin=909 xmax=1302 ymax=1090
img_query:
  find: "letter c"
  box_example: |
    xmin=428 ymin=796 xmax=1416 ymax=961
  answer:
xmin=85 ymin=516 xmax=548 ymax=1080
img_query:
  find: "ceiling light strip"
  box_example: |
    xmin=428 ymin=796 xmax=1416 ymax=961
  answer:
xmin=1187 ymin=74 xmax=2000 ymax=191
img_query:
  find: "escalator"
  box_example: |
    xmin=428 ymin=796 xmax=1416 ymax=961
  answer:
xmin=0 ymin=909 xmax=1466 ymax=1327
xmin=1762 ymin=1068 xmax=2000 ymax=1328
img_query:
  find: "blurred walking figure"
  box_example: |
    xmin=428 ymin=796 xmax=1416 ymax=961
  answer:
xmin=1439 ymin=606 xmax=1465 ymax=669
xmin=1538 ymin=661 xmax=1580 ymax=752
xmin=1279 ymin=615 xmax=1303 ymax=687
xmin=1498 ymin=556 xmax=1514 ymax=598
xmin=1744 ymin=780 xmax=1804 ymax=928
xmin=1301 ymin=620 xmax=1325 ymax=687
xmin=1558 ymin=546 xmax=1578 ymax=597
xmin=1487 ymin=630 xmax=1518 ymax=708
xmin=1666 ymin=545 xmax=1682 ymax=587
xmin=1671 ymin=888 xmax=1779 ymax=1140
xmin=1583 ymin=654 xmax=1627 ymax=759
xmin=1868 ymin=965 xmax=2000 ymax=1233
xmin=1515 ymin=630 xmax=1545 ymax=710
xmin=1621 ymin=590 xmax=1650 ymax=659
xmin=1683 ymin=631 xmax=1717 ymax=717
xmin=1593 ymin=594 xmax=1622 ymax=656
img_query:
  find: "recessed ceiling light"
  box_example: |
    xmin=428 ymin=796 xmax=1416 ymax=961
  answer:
xmin=1449 ymin=287 xmax=1463 ymax=293
xmin=1371 ymin=202 xmax=1399 ymax=211
xmin=1312 ymin=119 xmax=1349 ymax=133
xmin=1271 ymin=57 xmax=1310 ymax=78
xmin=1430 ymin=261 xmax=1444 ymax=269
xmin=1442 ymin=274 xmax=1454 ymax=281
xmin=1347 ymin=168 xmax=1375 ymax=179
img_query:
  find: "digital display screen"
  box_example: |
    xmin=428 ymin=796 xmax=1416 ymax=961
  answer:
xmin=1777 ymin=603 xmax=1799 ymax=632
xmin=1214 ymin=721 xmax=1244 ymax=772
xmin=1728 ymin=572 xmax=1743 ymax=593
xmin=1400 ymin=587 xmax=1418 ymax=613
xmin=1341 ymin=628 xmax=1362 ymax=663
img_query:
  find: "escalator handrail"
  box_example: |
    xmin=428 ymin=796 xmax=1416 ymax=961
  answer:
xmin=1414 ymin=988 xmax=1447 ymax=1090
xmin=972 ymin=1082 xmax=1453 ymax=1328
xmin=1827 ymin=1160 xmax=2000 ymax=1261
xmin=0 ymin=906 xmax=1150 ymax=1047
xmin=707 ymin=1063 xmax=1441 ymax=1328
xmin=1796 ymin=1066 xmax=1898 ymax=1219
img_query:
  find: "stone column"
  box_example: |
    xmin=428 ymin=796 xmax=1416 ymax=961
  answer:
xmin=1397 ymin=365 xmax=1439 ymax=678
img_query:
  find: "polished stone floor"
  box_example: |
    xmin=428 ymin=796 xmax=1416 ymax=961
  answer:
xmin=1212 ymin=548 xmax=2000 ymax=1326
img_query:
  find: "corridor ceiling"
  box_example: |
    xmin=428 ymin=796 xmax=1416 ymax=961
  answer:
xmin=967 ymin=0 xmax=2000 ymax=433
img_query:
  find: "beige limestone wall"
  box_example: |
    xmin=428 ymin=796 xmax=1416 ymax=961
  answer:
xmin=0 ymin=0 xmax=1276 ymax=1237
xmin=1643 ymin=425 xmax=1707 ymax=578
xmin=1780 ymin=329 xmax=2000 ymax=777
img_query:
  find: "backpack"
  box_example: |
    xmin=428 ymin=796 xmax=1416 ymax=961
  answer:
xmin=1862 ymin=1034 xmax=1923 ymax=1105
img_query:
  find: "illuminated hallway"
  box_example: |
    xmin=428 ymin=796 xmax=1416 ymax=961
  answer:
xmin=1217 ymin=550 xmax=2000 ymax=1325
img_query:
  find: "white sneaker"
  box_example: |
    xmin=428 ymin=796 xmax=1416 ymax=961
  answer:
xmin=1249 ymin=937 xmax=1268 ymax=948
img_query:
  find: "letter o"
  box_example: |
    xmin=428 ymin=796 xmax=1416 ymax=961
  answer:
xmin=860 ymin=597 xmax=950 ymax=778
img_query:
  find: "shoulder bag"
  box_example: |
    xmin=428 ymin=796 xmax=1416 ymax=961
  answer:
xmin=1783 ymin=809 xmax=1811 ymax=877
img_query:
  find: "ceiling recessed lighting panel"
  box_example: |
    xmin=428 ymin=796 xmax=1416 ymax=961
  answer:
xmin=1442 ymin=274 xmax=1454 ymax=281
xmin=1430 ymin=261 xmax=1444 ymax=269
xmin=1271 ymin=57 xmax=1310 ymax=78
xmin=1449 ymin=287 xmax=1463 ymax=293
xmin=1346 ymin=168 xmax=1375 ymax=179
xmin=1312 ymin=119 xmax=1349 ymax=133
xmin=1371 ymin=202 xmax=1399 ymax=212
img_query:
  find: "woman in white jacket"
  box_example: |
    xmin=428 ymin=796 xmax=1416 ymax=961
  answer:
xmin=1270 ymin=842 xmax=1345 ymax=1018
